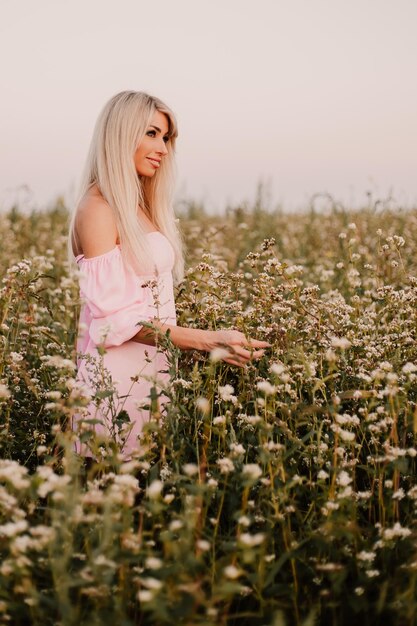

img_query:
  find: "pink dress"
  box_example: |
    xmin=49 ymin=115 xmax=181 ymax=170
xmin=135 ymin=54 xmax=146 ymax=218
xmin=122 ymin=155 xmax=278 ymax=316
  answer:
xmin=71 ymin=231 xmax=176 ymax=458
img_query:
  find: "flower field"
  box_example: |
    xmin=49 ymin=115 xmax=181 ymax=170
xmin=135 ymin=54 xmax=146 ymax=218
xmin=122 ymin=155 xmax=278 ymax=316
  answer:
xmin=1 ymin=197 xmax=417 ymax=625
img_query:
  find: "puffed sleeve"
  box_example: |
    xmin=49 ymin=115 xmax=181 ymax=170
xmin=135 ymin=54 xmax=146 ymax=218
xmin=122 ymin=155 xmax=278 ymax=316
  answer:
xmin=77 ymin=246 xmax=152 ymax=348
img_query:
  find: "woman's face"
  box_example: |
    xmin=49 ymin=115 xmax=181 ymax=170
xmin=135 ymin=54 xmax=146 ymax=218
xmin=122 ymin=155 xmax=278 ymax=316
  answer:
xmin=134 ymin=110 xmax=170 ymax=177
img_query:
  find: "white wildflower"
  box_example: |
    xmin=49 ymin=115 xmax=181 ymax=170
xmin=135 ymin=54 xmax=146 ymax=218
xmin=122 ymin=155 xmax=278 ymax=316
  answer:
xmin=382 ymin=523 xmax=411 ymax=540
xmin=263 ymin=441 xmax=284 ymax=452
xmin=137 ymin=590 xmax=153 ymax=602
xmin=270 ymin=362 xmax=286 ymax=376
xmin=230 ymin=443 xmax=245 ymax=456
xmin=41 ymin=355 xmax=76 ymax=370
xmin=224 ymin=565 xmax=242 ymax=579
xmin=159 ymin=465 xmax=172 ymax=481
xmin=140 ymin=576 xmax=162 ymax=591
xmin=216 ymin=457 xmax=234 ymax=474
xmin=325 ymin=348 xmax=337 ymax=362
xmin=338 ymin=486 xmax=353 ymax=499
xmin=335 ymin=413 xmax=360 ymax=426
xmin=407 ymin=486 xmax=417 ymax=500
xmin=336 ymin=471 xmax=352 ymax=487
xmin=0 ymin=520 xmax=28 ymax=537
xmin=245 ymin=415 xmax=262 ymax=425
xmin=256 ymin=380 xmax=277 ymax=395
xmin=36 ymin=467 xmax=71 ymax=499
xmin=182 ymin=463 xmax=199 ymax=477
xmin=356 ymin=491 xmax=372 ymax=500
xmin=29 ymin=525 xmax=56 ymax=542
xmin=0 ymin=460 xmax=30 ymax=490
xmin=239 ymin=533 xmax=265 ymax=547
xmin=119 ymin=460 xmax=140 ymax=474
xmin=380 ymin=361 xmax=393 ymax=371
xmin=113 ymin=474 xmax=140 ymax=490
xmin=330 ymin=337 xmax=351 ymax=349
xmin=147 ymin=480 xmax=163 ymax=499
xmin=242 ymin=464 xmax=263 ymax=480
xmin=321 ymin=501 xmax=339 ymax=515
xmin=45 ymin=391 xmax=62 ymax=400
xmin=172 ymin=378 xmax=193 ymax=389
xmin=357 ymin=551 xmax=376 ymax=563
xmin=339 ymin=429 xmax=355 ymax=442
xmin=145 ymin=557 xmax=163 ymax=570
xmin=218 ymin=384 xmax=237 ymax=403
xmin=196 ymin=397 xmax=210 ymax=414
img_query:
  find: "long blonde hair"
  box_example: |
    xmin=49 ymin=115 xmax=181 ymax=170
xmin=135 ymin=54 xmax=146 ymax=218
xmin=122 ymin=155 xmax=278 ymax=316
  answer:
xmin=67 ymin=90 xmax=184 ymax=283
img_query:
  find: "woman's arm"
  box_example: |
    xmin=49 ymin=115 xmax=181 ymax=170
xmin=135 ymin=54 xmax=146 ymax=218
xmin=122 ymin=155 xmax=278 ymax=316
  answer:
xmin=133 ymin=321 xmax=269 ymax=367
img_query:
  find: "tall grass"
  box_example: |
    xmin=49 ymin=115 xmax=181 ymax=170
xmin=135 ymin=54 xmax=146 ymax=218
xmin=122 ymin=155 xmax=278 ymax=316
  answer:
xmin=1 ymin=198 xmax=417 ymax=625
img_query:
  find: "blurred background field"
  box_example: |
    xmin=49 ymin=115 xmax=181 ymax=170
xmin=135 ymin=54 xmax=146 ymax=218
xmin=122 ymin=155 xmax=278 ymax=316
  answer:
xmin=1 ymin=197 xmax=417 ymax=625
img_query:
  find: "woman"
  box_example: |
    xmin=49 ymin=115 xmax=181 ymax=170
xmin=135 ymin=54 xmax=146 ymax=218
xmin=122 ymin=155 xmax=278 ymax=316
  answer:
xmin=68 ymin=90 xmax=269 ymax=458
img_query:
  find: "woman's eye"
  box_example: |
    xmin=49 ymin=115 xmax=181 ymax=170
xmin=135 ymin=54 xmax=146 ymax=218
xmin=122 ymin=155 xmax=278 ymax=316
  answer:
xmin=146 ymin=130 xmax=156 ymax=137
xmin=163 ymin=136 xmax=169 ymax=144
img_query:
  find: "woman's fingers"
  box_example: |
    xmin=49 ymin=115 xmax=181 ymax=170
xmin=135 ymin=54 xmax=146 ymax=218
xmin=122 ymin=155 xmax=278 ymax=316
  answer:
xmin=222 ymin=346 xmax=266 ymax=366
xmin=213 ymin=331 xmax=270 ymax=367
xmin=229 ymin=335 xmax=271 ymax=350
xmin=222 ymin=357 xmax=246 ymax=368
xmin=234 ymin=345 xmax=267 ymax=360
xmin=241 ymin=338 xmax=271 ymax=350
xmin=250 ymin=339 xmax=271 ymax=348
xmin=251 ymin=349 xmax=266 ymax=359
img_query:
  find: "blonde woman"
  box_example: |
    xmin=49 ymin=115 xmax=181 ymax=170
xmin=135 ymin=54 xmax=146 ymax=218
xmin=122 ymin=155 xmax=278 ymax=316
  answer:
xmin=68 ymin=90 xmax=269 ymax=458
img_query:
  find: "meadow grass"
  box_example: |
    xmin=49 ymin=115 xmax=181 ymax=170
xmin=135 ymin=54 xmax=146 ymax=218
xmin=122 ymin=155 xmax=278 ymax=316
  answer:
xmin=1 ymin=197 xmax=417 ymax=625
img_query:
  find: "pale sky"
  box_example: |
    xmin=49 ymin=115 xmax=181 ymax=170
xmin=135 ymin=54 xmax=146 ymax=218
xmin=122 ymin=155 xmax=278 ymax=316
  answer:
xmin=1 ymin=0 xmax=417 ymax=212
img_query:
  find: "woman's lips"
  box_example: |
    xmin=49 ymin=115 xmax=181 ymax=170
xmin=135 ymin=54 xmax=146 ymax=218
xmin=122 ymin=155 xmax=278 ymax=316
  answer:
xmin=147 ymin=158 xmax=160 ymax=168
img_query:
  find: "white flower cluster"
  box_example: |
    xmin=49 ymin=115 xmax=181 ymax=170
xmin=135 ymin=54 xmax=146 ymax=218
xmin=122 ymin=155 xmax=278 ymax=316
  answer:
xmin=218 ymin=385 xmax=237 ymax=404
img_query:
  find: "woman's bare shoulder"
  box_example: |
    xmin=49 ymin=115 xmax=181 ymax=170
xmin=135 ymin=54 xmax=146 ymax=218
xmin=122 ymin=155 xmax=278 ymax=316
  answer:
xmin=74 ymin=187 xmax=119 ymax=258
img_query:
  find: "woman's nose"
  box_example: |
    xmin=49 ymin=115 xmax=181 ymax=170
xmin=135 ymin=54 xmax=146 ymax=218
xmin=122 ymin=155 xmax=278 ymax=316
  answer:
xmin=157 ymin=139 xmax=168 ymax=156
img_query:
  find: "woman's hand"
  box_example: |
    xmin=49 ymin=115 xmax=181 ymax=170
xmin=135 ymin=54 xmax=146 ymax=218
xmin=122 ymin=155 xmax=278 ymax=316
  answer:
xmin=134 ymin=322 xmax=270 ymax=367
xmin=201 ymin=329 xmax=270 ymax=368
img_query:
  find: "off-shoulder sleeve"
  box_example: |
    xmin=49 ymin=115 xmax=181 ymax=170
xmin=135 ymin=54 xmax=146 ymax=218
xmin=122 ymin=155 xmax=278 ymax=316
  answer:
xmin=77 ymin=246 xmax=151 ymax=348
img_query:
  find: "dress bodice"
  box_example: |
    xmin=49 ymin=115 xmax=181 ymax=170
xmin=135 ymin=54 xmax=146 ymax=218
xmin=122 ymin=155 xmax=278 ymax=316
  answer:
xmin=75 ymin=232 xmax=176 ymax=356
